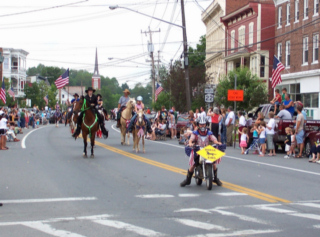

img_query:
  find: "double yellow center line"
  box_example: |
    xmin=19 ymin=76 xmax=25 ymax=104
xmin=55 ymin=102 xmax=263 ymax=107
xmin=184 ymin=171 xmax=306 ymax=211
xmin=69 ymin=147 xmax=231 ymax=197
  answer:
xmin=94 ymin=141 xmax=290 ymax=203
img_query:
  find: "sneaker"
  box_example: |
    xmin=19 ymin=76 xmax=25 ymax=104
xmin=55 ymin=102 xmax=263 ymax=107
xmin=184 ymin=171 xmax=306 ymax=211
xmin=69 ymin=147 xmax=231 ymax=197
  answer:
xmin=284 ymin=155 xmax=289 ymax=159
xmin=316 ymin=160 xmax=320 ymax=164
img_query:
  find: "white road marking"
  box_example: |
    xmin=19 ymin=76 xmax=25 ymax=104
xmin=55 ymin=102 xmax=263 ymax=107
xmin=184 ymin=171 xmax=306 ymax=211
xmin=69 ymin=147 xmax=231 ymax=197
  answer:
xmin=174 ymin=208 xmax=212 ymax=214
xmin=135 ymin=194 xmax=174 ymax=198
xmin=0 ymin=197 xmax=97 ymax=204
xmin=216 ymin=192 xmax=247 ymax=196
xmin=288 ymin=213 xmax=320 ymax=221
xmin=21 ymin=126 xmax=51 ymax=149
xmin=186 ymin=229 xmax=281 ymax=237
xmin=314 ymin=225 xmax=320 ymax=229
xmin=209 ymin=209 xmax=268 ymax=225
xmin=22 ymin=221 xmax=86 ymax=237
xmin=249 ymin=204 xmax=295 ymax=214
xmin=178 ymin=194 xmax=200 ymax=197
xmin=77 ymin=214 xmax=111 ymax=220
xmin=93 ymin=219 xmax=164 ymax=237
xmin=294 ymin=203 xmax=320 ymax=209
xmin=171 ymin=218 xmax=229 ymax=231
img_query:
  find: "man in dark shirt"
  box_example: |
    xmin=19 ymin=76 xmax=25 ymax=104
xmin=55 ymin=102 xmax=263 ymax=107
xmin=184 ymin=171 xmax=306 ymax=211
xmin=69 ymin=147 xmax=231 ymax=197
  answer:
xmin=72 ymin=87 xmax=108 ymax=139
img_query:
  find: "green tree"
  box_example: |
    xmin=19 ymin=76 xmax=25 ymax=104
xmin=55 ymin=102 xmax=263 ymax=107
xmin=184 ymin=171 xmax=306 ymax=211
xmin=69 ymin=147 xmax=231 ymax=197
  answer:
xmin=152 ymin=92 xmax=171 ymax=111
xmin=214 ymin=67 xmax=268 ymax=111
xmin=24 ymin=82 xmax=40 ymax=107
xmin=48 ymin=84 xmax=58 ymax=108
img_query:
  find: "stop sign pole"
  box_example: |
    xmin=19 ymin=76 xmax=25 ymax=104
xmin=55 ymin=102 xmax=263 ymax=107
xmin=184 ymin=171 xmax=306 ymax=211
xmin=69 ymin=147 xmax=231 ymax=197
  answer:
xmin=233 ymin=75 xmax=237 ymax=149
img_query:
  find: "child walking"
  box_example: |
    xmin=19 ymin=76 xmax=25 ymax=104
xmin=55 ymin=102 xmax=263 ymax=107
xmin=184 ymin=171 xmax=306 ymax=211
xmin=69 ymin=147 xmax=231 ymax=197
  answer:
xmin=284 ymin=127 xmax=292 ymax=158
xmin=238 ymin=127 xmax=249 ymax=154
xmin=250 ymin=124 xmax=260 ymax=154
xmin=258 ymin=121 xmax=266 ymax=156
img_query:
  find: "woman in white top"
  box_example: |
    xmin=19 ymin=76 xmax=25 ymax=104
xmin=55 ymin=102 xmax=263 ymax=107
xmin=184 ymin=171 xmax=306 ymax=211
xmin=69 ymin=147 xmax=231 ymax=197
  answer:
xmin=237 ymin=111 xmax=246 ymax=147
xmin=266 ymin=112 xmax=276 ymax=156
xmin=168 ymin=110 xmax=176 ymax=139
xmin=0 ymin=111 xmax=9 ymax=150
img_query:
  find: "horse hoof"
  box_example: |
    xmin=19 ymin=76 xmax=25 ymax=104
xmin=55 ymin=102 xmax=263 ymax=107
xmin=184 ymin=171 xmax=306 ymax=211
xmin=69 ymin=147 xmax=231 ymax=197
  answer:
xmin=83 ymin=155 xmax=88 ymax=158
xmin=90 ymin=155 xmax=94 ymax=158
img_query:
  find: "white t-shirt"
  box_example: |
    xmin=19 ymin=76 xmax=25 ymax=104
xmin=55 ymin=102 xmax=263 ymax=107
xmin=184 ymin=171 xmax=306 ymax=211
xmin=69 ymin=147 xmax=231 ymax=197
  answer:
xmin=241 ymin=133 xmax=247 ymax=142
xmin=207 ymin=115 xmax=212 ymax=123
xmin=200 ymin=111 xmax=206 ymax=120
xmin=266 ymin=118 xmax=275 ymax=135
xmin=239 ymin=115 xmax=246 ymax=127
xmin=259 ymin=126 xmax=266 ymax=138
xmin=225 ymin=111 xmax=235 ymax=125
xmin=0 ymin=118 xmax=8 ymax=129
xmin=277 ymin=109 xmax=292 ymax=119
xmin=160 ymin=124 xmax=166 ymax=130
xmin=194 ymin=113 xmax=201 ymax=119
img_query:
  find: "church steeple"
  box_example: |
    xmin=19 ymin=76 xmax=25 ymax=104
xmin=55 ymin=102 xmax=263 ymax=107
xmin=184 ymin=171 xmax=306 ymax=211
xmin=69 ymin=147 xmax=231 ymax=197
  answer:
xmin=92 ymin=47 xmax=101 ymax=89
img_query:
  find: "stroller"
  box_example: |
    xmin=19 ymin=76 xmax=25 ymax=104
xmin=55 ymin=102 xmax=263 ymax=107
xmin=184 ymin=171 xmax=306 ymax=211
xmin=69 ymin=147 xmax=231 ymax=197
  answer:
xmin=244 ymin=138 xmax=261 ymax=155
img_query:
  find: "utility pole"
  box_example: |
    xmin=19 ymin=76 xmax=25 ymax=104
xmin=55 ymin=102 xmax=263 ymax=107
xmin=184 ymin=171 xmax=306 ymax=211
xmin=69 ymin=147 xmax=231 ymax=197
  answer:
xmin=141 ymin=27 xmax=160 ymax=105
xmin=157 ymin=50 xmax=161 ymax=83
xmin=181 ymin=0 xmax=191 ymax=111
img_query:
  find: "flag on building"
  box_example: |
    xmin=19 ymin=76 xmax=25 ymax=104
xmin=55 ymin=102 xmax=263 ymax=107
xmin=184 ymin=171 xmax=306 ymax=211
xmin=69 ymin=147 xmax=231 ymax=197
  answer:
xmin=43 ymin=95 xmax=48 ymax=105
xmin=8 ymin=87 xmax=15 ymax=101
xmin=155 ymin=82 xmax=164 ymax=101
xmin=0 ymin=78 xmax=6 ymax=104
xmin=55 ymin=68 xmax=69 ymax=89
xmin=271 ymin=55 xmax=285 ymax=88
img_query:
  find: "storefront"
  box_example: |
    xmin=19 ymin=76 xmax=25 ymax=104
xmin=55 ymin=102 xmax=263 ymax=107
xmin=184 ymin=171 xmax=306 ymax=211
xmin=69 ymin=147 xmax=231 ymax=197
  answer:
xmin=276 ymin=69 xmax=320 ymax=119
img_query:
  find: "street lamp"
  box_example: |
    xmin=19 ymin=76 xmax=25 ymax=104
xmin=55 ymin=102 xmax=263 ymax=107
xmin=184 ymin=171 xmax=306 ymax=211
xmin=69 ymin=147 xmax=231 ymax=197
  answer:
xmin=109 ymin=3 xmax=191 ymax=110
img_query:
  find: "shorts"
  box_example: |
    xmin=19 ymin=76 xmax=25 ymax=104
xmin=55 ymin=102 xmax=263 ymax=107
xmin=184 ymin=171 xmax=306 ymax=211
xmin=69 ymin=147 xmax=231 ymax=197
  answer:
xmin=296 ymin=130 xmax=304 ymax=144
xmin=275 ymin=101 xmax=280 ymax=106
xmin=240 ymin=140 xmax=247 ymax=148
xmin=310 ymin=145 xmax=320 ymax=155
xmin=169 ymin=124 xmax=176 ymax=129
xmin=266 ymin=134 xmax=275 ymax=150
xmin=0 ymin=129 xmax=6 ymax=135
xmin=259 ymin=138 xmax=266 ymax=144
xmin=285 ymin=144 xmax=291 ymax=152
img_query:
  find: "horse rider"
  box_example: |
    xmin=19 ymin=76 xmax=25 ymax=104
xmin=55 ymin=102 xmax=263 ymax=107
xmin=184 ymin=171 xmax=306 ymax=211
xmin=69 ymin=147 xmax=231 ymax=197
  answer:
xmin=55 ymin=102 xmax=61 ymax=116
xmin=180 ymin=116 xmax=223 ymax=187
xmin=128 ymin=96 xmax=152 ymax=134
xmin=72 ymin=87 xmax=109 ymax=139
xmin=66 ymin=93 xmax=80 ymax=125
xmin=96 ymin=94 xmax=109 ymax=120
xmin=116 ymin=89 xmax=131 ymax=128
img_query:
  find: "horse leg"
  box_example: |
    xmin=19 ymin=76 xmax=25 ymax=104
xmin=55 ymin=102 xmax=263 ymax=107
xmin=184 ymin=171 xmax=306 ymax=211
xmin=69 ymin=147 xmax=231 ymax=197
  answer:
xmin=90 ymin=134 xmax=95 ymax=158
xmin=121 ymin=127 xmax=125 ymax=145
xmin=136 ymin=136 xmax=140 ymax=153
xmin=83 ymin=133 xmax=88 ymax=158
xmin=142 ymin=134 xmax=145 ymax=153
xmin=133 ymin=132 xmax=136 ymax=151
xmin=127 ymin=132 xmax=130 ymax=146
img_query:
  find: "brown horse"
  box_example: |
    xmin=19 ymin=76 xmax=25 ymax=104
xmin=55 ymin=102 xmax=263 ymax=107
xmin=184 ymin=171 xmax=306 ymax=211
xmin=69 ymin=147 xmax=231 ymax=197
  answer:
xmin=133 ymin=109 xmax=146 ymax=153
xmin=74 ymin=96 xmax=99 ymax=158
xmin=120 ymin=98 xmax=136 ymax=145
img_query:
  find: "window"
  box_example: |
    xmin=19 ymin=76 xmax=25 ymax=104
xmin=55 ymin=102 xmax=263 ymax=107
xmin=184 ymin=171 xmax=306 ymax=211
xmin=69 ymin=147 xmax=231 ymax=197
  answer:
xmin=260 ymin=55 xmax=265 ymax=78
xmin=231 ymin=30 xmax=235 ymax=53
xmin=286 ymin=3 xmax=290 ymax=25
xmin=315 ymin=0 xmax=319 ymax=15
xmin=286 ymin=41 xmax=290 ymax=67
xmin=250 ymin=56 xmax=258 ymax=75
xmin=313 ymin=34 xmax=319 ymax=62
xmin=227 ymin=61 xmax=234 ymax=72
xmin=303 ymin=36 xmax=309 ymax=64
xmin=249 ymin=22 xmax=254 ymax=46
xmin=301 ymin=93 xmax=319 ymax=108
xmin=295 ymin=0 xmax=299 ymax=21
xmin=238 ymin=26 xmax=245 ymax=48
xmin=304 ymin=0 xmax=308 ymax=19
xmin=3 ymin=58 xmax=9 ymax=69
xmin=277 ymin=43 xmax=282 ymax=62
xmin=278 ymin=6 xmax=282 ymax=27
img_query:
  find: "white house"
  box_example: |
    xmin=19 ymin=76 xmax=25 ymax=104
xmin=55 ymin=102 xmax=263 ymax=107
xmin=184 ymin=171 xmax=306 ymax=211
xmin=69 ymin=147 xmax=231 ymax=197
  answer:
xmin=56 ymin=88 xmax=74 ymax=105
xmin=1 ymin=48 xmax=28 ymax=98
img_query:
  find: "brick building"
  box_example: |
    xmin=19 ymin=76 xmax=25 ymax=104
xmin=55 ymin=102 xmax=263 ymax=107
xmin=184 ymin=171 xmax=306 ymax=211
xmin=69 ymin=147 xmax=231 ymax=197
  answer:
xmin=274 ymin=0 xmax=320 ymax=119
xmin=221 ymin=0 xmax=275 ymax=98
xmin=202 ymin=0 xmax=226 ymax=85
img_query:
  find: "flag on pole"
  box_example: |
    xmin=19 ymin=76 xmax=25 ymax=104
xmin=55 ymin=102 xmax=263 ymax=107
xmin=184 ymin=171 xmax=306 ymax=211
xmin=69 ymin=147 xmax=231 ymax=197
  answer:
xmin=271 ymin=55 xmax=285 ymax=88
xmin=8 ymin=87 xmax=15 ymax=101
xmin=43 ymin=95 xmax=48 ymax=105
xmin=0 ymin=78 xmax=6 ymax=104
xmin=155 ymin=82 xmax=164 ymax=101
xmin=55 ymin=68 xmax=69 ymax=89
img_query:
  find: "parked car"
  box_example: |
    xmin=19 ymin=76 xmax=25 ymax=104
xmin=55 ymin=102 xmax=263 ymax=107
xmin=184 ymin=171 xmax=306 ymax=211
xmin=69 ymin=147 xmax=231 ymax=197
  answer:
xmin=247 ymin=104 xmax=320 ymax=152
xmin=176 ymin=115 xmax=190 ymax=138
xmin=304 ymin=127 xmax=320 ymax=157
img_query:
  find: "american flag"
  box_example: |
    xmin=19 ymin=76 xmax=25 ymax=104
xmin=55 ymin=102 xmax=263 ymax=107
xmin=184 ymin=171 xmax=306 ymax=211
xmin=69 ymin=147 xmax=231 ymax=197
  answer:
xmin=8 ymin=87 xmax=15 ymax=101
xmin=155 ymin=83 xmax=164 ymax=101
xmin=43 ymin=95 xmax=48 ymax=105
xmin=271 ymin=55 xmax=285 ymax=88
xmin=0 ymin=78 xmax=6 ymax=104
xmin=55 ymin=68 xmax=69 ymax=89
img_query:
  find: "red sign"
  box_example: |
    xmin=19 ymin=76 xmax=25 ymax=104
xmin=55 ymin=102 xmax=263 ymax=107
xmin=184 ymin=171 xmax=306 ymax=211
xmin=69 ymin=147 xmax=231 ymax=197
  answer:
xmin=228 ymin=90 xmax=244 ymax=101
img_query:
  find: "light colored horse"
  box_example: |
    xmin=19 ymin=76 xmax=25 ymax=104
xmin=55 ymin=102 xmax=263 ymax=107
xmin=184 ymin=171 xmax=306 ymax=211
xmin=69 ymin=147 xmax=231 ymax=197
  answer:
xmin=133 ymin=109 xmax=146 ymax=153
xmin=120 ymin=98 xmax=136 ymax=145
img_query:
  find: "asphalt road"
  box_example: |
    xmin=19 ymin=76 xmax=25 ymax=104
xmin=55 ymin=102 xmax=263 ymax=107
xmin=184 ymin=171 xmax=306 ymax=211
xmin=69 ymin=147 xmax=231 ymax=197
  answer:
xmin=1 ymin=121 xmax=320 ymax=237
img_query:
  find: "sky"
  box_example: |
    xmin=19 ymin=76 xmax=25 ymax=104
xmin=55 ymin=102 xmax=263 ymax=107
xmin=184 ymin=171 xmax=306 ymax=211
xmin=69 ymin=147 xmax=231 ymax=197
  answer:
xmin=0 ymin=0 xmax=212 ymax=88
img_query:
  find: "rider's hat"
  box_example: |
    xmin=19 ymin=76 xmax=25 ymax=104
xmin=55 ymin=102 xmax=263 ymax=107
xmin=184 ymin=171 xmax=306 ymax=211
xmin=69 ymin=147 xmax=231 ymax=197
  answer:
xmin=73 ymin=93 xmax=79 ymax=97
xmin=97 ymin=94 xmax=102 ymax=98
xmin=123 ymin=89 xmax=130 ymax=95
xmin=85 ymin=87 xmax=96 ymax=93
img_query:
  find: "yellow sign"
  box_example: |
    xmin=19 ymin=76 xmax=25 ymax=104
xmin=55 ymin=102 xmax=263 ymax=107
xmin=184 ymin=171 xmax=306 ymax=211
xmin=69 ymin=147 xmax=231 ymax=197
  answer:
xmin=196 ymin=145 xmax=225 ymax=163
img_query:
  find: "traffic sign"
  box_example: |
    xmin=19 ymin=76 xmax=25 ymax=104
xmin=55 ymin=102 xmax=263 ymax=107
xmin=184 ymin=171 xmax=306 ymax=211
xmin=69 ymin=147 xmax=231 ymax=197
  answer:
xmin=196 ymin=145 xmax=225 ymax=163
xmin=228 ymin=90 xmax=244 ymax=101
xmin=205 ymin=88 xmax=214 ymax=94
xmin=205 ymin=94 xmax=214 ymax=103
